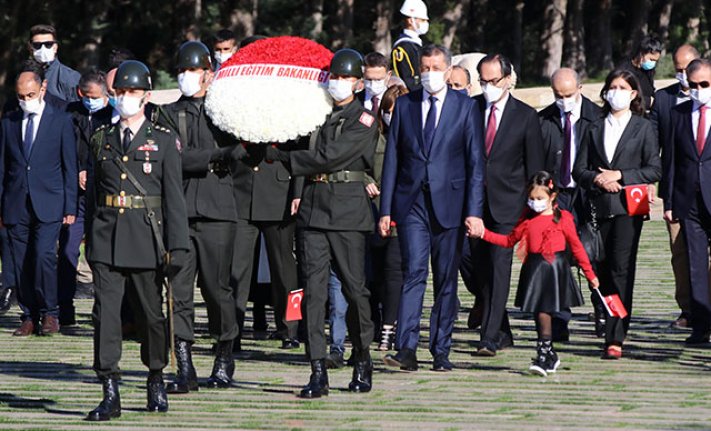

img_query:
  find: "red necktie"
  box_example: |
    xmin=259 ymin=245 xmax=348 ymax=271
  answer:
xmin=485 ymin=105 xmax=497 ymax=156
xmin=698 ymin=105 xmax=708 ymax=156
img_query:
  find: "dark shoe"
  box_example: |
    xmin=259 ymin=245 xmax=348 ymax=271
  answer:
xmin=432 ymin=354 xmax=453 ymax=372
xmin=377 ymin=324 xmax=395 ymax=351
xmin=671 ymin=315 xmax=690 ymax=330
xmin=146 ymin=371 xmax=168 ymax=412
xmin=0 ymin=287 xmax=13 ymax=315
xmin=685 ymin=331 xmax=711 ymax=345
xmin=324 ymin=351 xmax=345 ymax=369
xmin=281 ymin=338 xmax=300 ymax=350
xmin=40 ymin=315 xmax=59 ymax=335
xmin=348 ymin=352 xmax=373 ymax=393
xmin=59 ymin=315 xmax=76 ymax=327
xmin=13 ymin=320 xmax=35 ymax=337
xmin=299 ymin=359 xmax=329 ymax=398
xmin=601 ymin=344 xmax=622 ymax=360
xmin=476 ymin=340 xmax=497 ymax=357
xmin=166 ymin=339 xmax=198 ymax=394
xmin=86 ymin=376 xmax=121 ymax=421
xmin=542 ymin=341 xmax=560 ymax=373
xmin=207 ymin=340 xmax=235 ymax=388
xmin=383 ymin=348 xmax=418 ymax=371
xmin=467 ymin=302 xmax=484 ymax=330
xmin=529 ymin=342 xmax=548 ymax=377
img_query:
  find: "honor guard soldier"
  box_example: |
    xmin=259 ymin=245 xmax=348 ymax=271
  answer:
xmin=266 ymin=49 xmax=378 ymax=398
xmin=85 ymin=60 xmax=189 ymax=421
xmin=391 ymin=0 xmax=430 ymax=91
xmin=159 ymin=41 xmax=240 ymax=392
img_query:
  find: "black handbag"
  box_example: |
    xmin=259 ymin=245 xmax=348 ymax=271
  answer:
xmin=578 ymin=200 xmax=606 ymax=263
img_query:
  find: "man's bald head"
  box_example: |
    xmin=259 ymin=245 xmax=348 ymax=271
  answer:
xmin=673 ymin=44 xmax=700 ymax=72
xmin=550 ymin=68 xmax=581 ymax=100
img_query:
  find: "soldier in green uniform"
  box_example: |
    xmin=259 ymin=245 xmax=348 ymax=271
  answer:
xmin=85 ymin=60 xmax=189 ymax=421
xmin=266 ymin=49 xmax=378 ymax=398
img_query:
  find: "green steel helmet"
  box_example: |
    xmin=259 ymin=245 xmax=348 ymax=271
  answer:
xmin=114 ymin=60 xmax=152 ymax=90
xmin=330 ymin=49 xmax=364 ymax=78
xmin=177 ymin=41 xmax=212 ymax=70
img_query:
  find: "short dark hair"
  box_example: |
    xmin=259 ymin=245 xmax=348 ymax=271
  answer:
xmin=421 ymin=44 xmax=452 ymax=67
xmin=29 ymin=24 xmax=56 ymax=40
xmin=364 ymin=52 xmax=389 ymax=70
xmin=452 ymin=65 xmax=471 ymax=84
xmin=108 ymin=48 xmax=135 ymax=69
xmin=636 ymin=36 xmax=663 ymax=57
xmin=600 ymin=68 xmax=645 ymax=115
xmin=79 ymin=70 xmax=108 ymax=95
xmin=687 ymin=58 xmax=711 ymax=78
xmin=19 ymin=59 xmax=45 ymax=82
xmin=476 ymin=54 xmax=512 ymax=78
xmin=214 ymin=29 xmax=236 ymax=44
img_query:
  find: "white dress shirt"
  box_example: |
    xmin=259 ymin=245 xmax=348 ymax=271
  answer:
xmin=421 ymin=87 xmax=447 ymax=129
xmin=21 ymin=100 xmax=46 ymax=144
xmin=691 ymin=101 xmax=711 ymax=143
xmin=559 ymin=99 xmax=583 ymax=188
xmin=603 ymin=110 xmax=632 ymax=164
xmin=484 ymin=92 xmax=510 ymax=131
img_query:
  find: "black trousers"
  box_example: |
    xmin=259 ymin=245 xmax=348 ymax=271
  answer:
xmin=369 ymin=235 xmax=402 ymax=326
xmin=680 ymin=193 xmax=711 ymax=333
xmin=598 ymin=214 xmax=643 ymax=345
xmin=298 ymin=228 xmax=373 ymax=360
xmin=231 ymin=219 xmax=299 ymax=339
xmin=91 ymin=262 xmax=167 ymax=378
xmin=172 ymin=219 xmax=238 ymax=342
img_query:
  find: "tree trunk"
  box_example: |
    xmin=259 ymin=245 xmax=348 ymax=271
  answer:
xmin=441 ymin=0 xmax=471 ymax=51
xmin=588 ymin=0 xmax=613 ymax=74
xmin=623 ymin=0 xmax=651 ymax=59
xmin=687 ymin=0 xmax=703 ymax=45
xmin=466 ymin=0 xmax=488 ymax=52
xmin=331 ymin=0 xmax=354 ymax=49
xmin=654 ymin=0 xmax=673 ymax=54
xmin=540 ymin=0 xmax=568 ymax=80
xmin=228 ymin=0 xmax=258 ymax=40
xmin=563 ymin=0 xmax=586 ymax=78
xmin=307 ymin=0 xmax=325 ymax=41
xmin=372 ymin=0 xmax=393 ymax=55
xmin=512 ymin=0 xmax=525 ymax=75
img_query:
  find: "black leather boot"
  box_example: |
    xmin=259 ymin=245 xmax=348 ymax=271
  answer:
xmin=86 ymin=375 xmax=121 ymax=421
xmin=299 ymin=359 xmax=329 ymax=398
xmin=206 ymin=340 xmax=235 ymax=388
xmin=166 ymin=339 xmax=198 ymax=394
xmin=348 ymin=350 xmax=373 ymax=393
xmin=0 ymin=287 xmax=13 ymax=315
xmin=146 ymin=370 xmax=169 ymax=412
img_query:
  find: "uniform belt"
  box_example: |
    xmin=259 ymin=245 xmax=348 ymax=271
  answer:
xmin=309 ymin=171 xmax=366 ymax=183
xmin=101 ymin=194 xmax=162 ymax=209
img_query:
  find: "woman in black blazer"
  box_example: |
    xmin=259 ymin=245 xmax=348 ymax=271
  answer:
xmin=573 ymin=69 xmax=662 ymax=359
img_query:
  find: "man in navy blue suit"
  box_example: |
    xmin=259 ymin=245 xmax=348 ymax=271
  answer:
xmin=380 ymin=44 xmax=485 ymax=371
xmin=0 ymin=68 xmax=77 ymax=336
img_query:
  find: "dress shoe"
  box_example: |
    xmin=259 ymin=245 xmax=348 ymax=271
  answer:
xmin=166 ymin=339 xmax=198 ymax=394
xmin=299 ymin=359 xmax=329 ymax=398
xmin=281 ymin=338 xmax=300 ymax=349
xmin=324 ymin=351 xmax=345 ymax=369
xmin=685 ymin=331 xmax=711 ymax=345
xmin=671 ymin=315 xmax=690 ymax=330
xmin=348 ymin=352 xmax=373 ymax=393
xmin=86 ymin=376 xmax=121 ymax=421
xmin=467 ymin=302 xmax=484 ymax=330
xmin=207 ymin=340 xmax=235 ymax=388
xmin=601 ymin=345 xmax=622 ymax=360
xmin=0 ymin=287 xmax=13 ymax=315
xmin=383 ymin=348 xmax=418 ymax=371
xmin=146 ymin=371 xmax=168 ymax=412
xmin=432 ymin=354 xmax=453 ymax=372
xmin=13 ymin=320 xmax=35 ymax=337
xmin=476 ymin=340 xmax=497 ymax=357
xmin=40 ymin=315 xmax=59 ymax=335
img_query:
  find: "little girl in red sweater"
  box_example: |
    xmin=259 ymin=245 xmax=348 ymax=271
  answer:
xmin=479 ymin=171 xmax=599 ymax=376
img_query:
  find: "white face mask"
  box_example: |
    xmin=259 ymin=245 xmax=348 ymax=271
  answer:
xmin=364 ymin=79 xmax=387 ymax=97
xmin=328 ymin=79 xmax=354 ymax=102
xmin=382 ymin=112 xmax=392 ymax=127
xmin=527 ymin=198 xmax=549 ymax=213
xmin=414 ymin=20 xmax=429 ymax=36
xmin=421 ymin=71 xmax=447 ymax=94
xmin=33 ymin=46 xmax=55 ymax=63
xmin=178 ymin=71 xmax=203 ymax=97
xmin=605 ymin=89 xmax=633 ymax=112
xmin=482 ymin=82 xmax=505 ymax=104
xmin=691 ymin=88 xmax=711 ymax=106
xmin=555 ymin=96 xmax=577 ymax=113
xmin=214 ymin=51 xmax=233 ymax=66
xmin=676 ymin=71 xmax=689 ymax=89
xmin=116 ymin=94 xmax=144 ymax=118
xmin=19 ymin=96 xmax=43 ymax=114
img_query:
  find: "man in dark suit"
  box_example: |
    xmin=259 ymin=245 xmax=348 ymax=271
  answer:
xmin=0 ymin=69 xmax=77 ymax=336
xmin=380 ymin=44 xmax=485 ymax=372
xmin=664 ymin=58 xmax=711 ymax=345
xmin=466 ymin=54 xmax=545 ymax=356
xmin=651 ymin=44 xmax=700 ymax=330
xmin=539 ymin=67 xmax=602 ymax=340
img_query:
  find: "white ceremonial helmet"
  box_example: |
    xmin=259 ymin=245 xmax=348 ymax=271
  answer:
xmin=400 ymin=0 xmax=429 ymax=20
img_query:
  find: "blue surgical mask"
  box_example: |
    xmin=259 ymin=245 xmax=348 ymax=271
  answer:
xmin=641 ymin=60 xmax=656 ymax=71
xmin=82 ymin=97 xmax=106 ymax=113
xmin=108 ymin=95 xmax=117 ymax=108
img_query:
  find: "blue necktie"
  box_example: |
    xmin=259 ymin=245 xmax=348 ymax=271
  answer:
xmin=423 ymin=95 xmax=437 ymax=154
xmin=24 ymin=113 xmax=36 ymax=155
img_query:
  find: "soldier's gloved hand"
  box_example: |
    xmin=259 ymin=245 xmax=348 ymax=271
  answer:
xmin=210 ymin=146 xmax=233 ymax=162
xmin=165 ymin=249 xmax=187 ymax=278
xmin=266 ymin=145 xmax=290 ymax=163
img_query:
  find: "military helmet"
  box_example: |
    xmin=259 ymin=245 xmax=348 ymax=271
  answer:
xmin=114 ymin=60 xmax=152 ymax=90
xmin=330 ymin=49 xmax=364 ymax=78
xmin=177 ymin=41 xmax=212 ymax=70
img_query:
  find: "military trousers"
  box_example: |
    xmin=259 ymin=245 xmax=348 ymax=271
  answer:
xmin=91 ymin=262 xmax=167 ymax=378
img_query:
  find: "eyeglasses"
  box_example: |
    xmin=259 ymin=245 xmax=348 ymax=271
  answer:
xmin=688 ymin=80 xmax=711 ymax=89
xmin=31 ymin=41 xmax=56 ymax=50
xmin=478 ymin=76 xmax=504 ymax=86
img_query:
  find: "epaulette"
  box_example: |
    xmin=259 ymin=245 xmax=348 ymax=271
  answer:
xmin=92 ymin=124 xmax=109 ymax=136
xmin=153 ymin=124 xmax=172 ymax=134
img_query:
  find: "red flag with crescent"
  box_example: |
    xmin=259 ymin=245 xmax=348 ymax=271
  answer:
xmin=624 ymin=185 xmax=650 ymax=217
xmin=286 ymin=289 xmax=304 ymax=321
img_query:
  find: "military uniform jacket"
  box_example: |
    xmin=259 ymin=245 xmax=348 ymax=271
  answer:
xmin=86 ymin=120 xmax=189 ymax=269
xmin=160 ymin=96 xmax=238 ymax=222
xmin=391 ymin=31 xmax=423 ymax=91
xmin=289 ymin=99 xmax=378 ymax=232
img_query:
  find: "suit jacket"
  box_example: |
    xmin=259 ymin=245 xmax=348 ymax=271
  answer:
xmin=0 ymin=102 xmax=78 ymax=224
xmin=67 ymin=102 xmax=113 ymax=172
xmin=573 ymin=114 xmax=661 ymax=217
xmin=664 ymin=101 xmax=711 ymax=219
xmin=473 ymin=94 xmax=545 ymax=227
xmin=380 ymin=88 xmax=485 ymax=229
xmin=650 ymin=82 xmax=685 ymax=202
xmin=539 ymin=96 xmax=602 ymax=186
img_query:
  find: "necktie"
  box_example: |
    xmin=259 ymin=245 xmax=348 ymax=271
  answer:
xmin=423 ymin=95 xmax=437 ymax=154
xmin=697 ymin=105 xmax=708 ymax=156
xmin=484 ymin=105 xmax=497 ymax=156
xmin=24 ymin=113 xmax=36 ymax=155
xmin=560 ymin=112 xmax=572 ymax=186
xmin=371 ymin=95 xmax=380 ymax=116
xmin=123 ymin=128 xmax=132 ymax=153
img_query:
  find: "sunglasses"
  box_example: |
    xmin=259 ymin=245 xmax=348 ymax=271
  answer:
xmin=31 ymin=41 xmax=56 ymax=50
xmin=688 ymin=80 xmax=711 ymax=89
xmin=478 ymin=76 xmax=504 ymax=86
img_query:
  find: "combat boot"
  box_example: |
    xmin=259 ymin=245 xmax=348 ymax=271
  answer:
xmin=206 ymin=340 xmax=235 ymax=388
xmin=86 ymin=375 xmax=121 ymax=421
xmin=146 ymin=370 xmax=168 ymax=412
xmin=166 ymin=338 xmax=198 ymax=393
xmin=299 ymin=359 xmax=329 ymax=398
xmin=348 ymin=350 xmax=373 ymax=393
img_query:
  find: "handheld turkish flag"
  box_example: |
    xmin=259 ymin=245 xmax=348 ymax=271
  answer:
xmin=286 ymin=289 xmax=304 ymax=321
xmin=624 ymin=185 xmax=650 ymax=217
xmin=595 ymin=289 xmax=628 ymax=319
